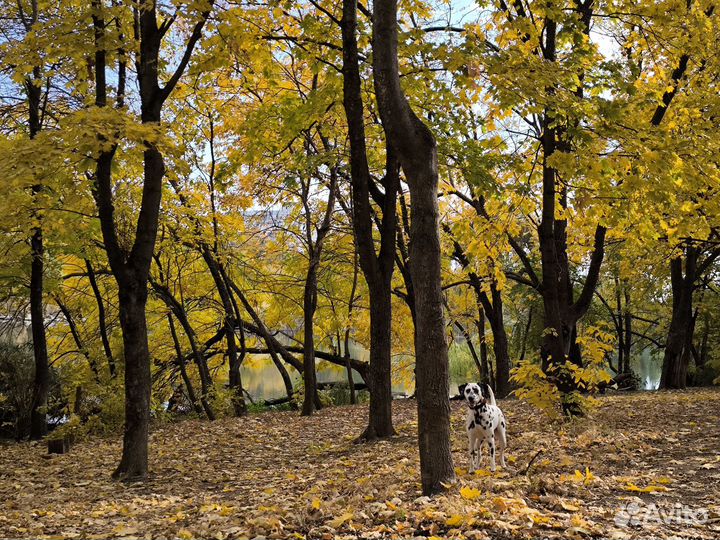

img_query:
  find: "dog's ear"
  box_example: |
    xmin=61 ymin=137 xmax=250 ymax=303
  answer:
xmin=458 ymin=383 xmax=467 ymax=395
xmin=479 ymin=382 xmax=489 ymax=398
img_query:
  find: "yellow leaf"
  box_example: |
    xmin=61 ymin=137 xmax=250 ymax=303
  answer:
xmin=446 ymin=515 xmax=464 ymax=527
xmin=311 ymin=498 xmax=322 ymax=510
xmin=560 ymin=499 xmax=581 ymax=512
xmin=327 ymin=512 xmax=354 ymax=528
xmin=460 ymin=486 xmax=482 ymax=500
xmin=178 ymin=529 xmax=193 ymax=540
xmin=623 ymin=482 xmax=668 ymax=493
xmin=584 ymin=467 xmax=596 ymax=485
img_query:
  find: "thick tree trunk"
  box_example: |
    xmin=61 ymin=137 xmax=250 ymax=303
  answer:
xmin=372 ymin=0 xmax=454 ymax=493
xmin=660 ymin=252 xmax=696 ymax=389
xmin=489 ymin=284 xmax=511 ymax=397
xmin=359 ymin=286 xmax=395 ymax=438
xmin=113 ymin=281 xmax=151 ymax=480
xmin=406 ymin=170 xmax=455 ymax=494
xmin=341 ymin=0 xmax=398 ymax=439
xmin=29 ymin=227 xmax=49 ymax=440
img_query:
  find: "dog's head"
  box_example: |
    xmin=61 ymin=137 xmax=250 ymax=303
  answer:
xmin=459 ymin=382 xmax=491 ymax=407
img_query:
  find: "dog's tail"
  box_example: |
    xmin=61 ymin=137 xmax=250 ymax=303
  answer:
xmin=482 ymin=383 xmax=497 ymax=406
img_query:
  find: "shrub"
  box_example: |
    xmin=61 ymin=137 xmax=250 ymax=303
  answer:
xmin=0 ymin=342 xmax=35 ymax=439
xmin=511 ymin=324 xmax=614 ymax=418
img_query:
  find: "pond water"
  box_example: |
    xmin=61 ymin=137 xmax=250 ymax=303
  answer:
xmin=241 ymin=344 xmax=664 ymax=402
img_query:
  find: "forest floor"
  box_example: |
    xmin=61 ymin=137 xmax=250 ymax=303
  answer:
xmin=1 ymin=389 xmax=719 ymax=540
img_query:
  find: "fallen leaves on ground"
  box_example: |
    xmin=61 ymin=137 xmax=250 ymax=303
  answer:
xmin=1 ymin=388 xmax=719 ymax=539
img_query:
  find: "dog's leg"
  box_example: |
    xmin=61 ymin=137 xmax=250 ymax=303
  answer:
xmin=474 ymin=436 xmax=483 ymax=469
xmin=495 ymin=422 xmax=507 ymax=468
xmin=488 ymin=436 xmax=496 ymax=472
xmin=468 ymin=432 xmax=477 ymax=472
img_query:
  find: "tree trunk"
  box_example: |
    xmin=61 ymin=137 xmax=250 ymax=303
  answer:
xmin=29 ymin=227 xmax=49 ymax=440
xmin=152 ymin=279 xmax=216 ymax=420
xmin=89 ymin=0 xmax=213 ymax=479
xmin=447 ymin=233 xmax=509 ymax=395
xmin=344 ymin=247 xmax=359 ymax=405
xmin=86 ymin=259 xmax=116 ymax=377
xmin=519 ymin=306 xmax=533 ymax=361
xmin=26 ymin=39 xmax=48 ymax=441
xmin=224 ymin=276 xmax=299 ymax=406
xmin=697 ymin=315 xmax=709 ymax=367
xmin=113 ymin=281 xmax=151 ymax=480
xmin=167 ymin=314 xmax=203 ymax=416
xmin=344 ymin=331 xmax=357 ymax=405
xmin=372 ymin=0 xmax=454 ymax=493
xmin=55 ymin=297 xmax=99 ymax=379
xmin=455 ymin=320 xmax=483 ymax=381
xmin=301 ymin=255 xmax=321 ymax=416
xmin=476 ymin=309 xmax=490 ymax=386
xmin=660 ymin=251 xmax=696 ymax=389
xmin=360 ymin=285 xmax=395 ymax=438
xmin=622 ymin=288 xmax=632 ymax=373
xmin=341 ymin=0 xmax=398 ymax=439
xmin=201 ymin=250 xmax=246 ymax=416
xmin=489 ymin=284 xmax=511 ymax=397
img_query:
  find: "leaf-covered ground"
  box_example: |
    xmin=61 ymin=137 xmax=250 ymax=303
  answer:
xmin=1 ymin=389 xmax=719 ymax=540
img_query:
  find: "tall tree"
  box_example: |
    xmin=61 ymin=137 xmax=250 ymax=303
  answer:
xmin=341 ymin=0 xmax=399 ymax=439
xmin=372 ymin=0 xmax=455 ymax=494
xmin=300 ymin=159 xmax=337 ymax=416
xmin=90 ymin=0 xmax=213 ymax=480
xmin=12 ymin=0 xmax=51 ymax=440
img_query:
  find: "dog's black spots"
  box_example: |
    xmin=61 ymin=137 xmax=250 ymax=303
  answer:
xmin=469 ymin=421 xmax=475 ymax=429
xmin=501 ymin=420 xmax=505 ymax=428
xmin=490 ymin=446 xmax=495 ymax=456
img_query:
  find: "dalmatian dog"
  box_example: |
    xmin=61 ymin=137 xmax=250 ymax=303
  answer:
xmin=459 ymin=382 xmax=507 ymax=472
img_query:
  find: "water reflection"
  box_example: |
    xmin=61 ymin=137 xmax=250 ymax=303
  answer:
xmin=241 ymin=346 xmax=664 ymax=402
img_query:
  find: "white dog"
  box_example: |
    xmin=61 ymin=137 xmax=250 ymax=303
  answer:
xmin=459 ymin=382 xmax=507 ymax=472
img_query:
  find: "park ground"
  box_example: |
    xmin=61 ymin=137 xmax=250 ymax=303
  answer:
xmin=1 ymin=389 xmax=719 ymax=540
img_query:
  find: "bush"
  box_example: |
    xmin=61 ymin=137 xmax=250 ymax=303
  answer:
xmin=0 ymin=342 xmax=35 ymax=439
xmin=0 ymin=341 xmax=64 ymax=439
xmin=689 ymin=361 xmax=720 ymax=387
